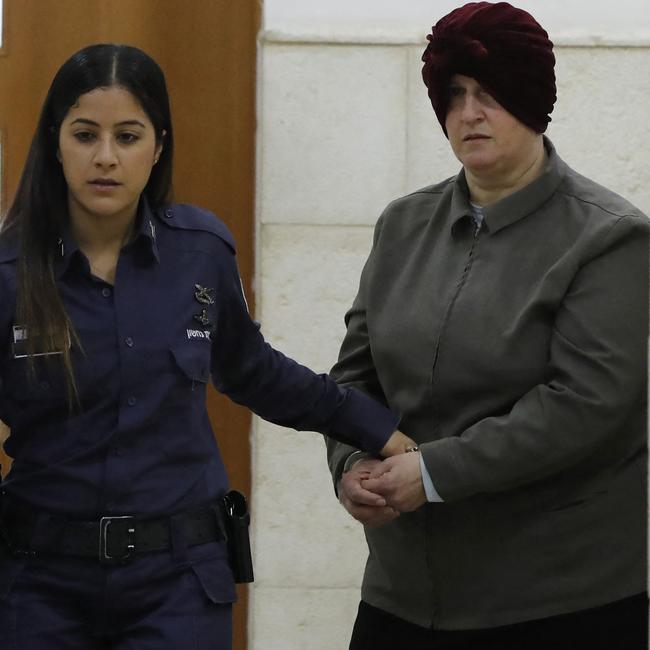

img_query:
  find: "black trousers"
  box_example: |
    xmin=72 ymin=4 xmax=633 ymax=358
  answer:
xmin=350 ymin=594 xmax=648 ymax=650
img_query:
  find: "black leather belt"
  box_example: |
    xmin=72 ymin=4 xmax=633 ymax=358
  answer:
xmin=1 ymin=504 xmax=225 ymax=565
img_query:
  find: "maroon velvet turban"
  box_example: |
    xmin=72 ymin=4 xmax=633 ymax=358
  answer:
xmin=421 ymin=2 xmax=556 ymax=136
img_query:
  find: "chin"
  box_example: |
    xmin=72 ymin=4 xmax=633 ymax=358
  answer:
xmin=77 ymin=201 xmax=130 ymax=221
xmin=462 ymin=154 xmax=498 ymax=173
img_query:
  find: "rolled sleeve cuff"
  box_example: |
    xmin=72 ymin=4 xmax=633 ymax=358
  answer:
xmin=419 ymin=452 xmax=444 ymax=502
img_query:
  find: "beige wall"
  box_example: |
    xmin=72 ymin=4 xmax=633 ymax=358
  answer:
xmin=252 ymin=33 xmax=650 ymax=649
xmin=264 ymin=0 xmax=650 ymax=42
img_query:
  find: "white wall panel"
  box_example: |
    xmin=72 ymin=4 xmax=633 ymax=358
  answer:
xmin=260 ymin=44 xmax=408 ymax=225
xmin=250 ymin=587 xmax=362 ymax=650
xmin=264 ymin=0 xmax=650 ymax=44
xmin=550 ymin=47 xmax=650 ymax=215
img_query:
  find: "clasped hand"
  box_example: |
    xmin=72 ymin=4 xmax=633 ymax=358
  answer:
xmin=338 ymin=430 xmax=427 ymax=528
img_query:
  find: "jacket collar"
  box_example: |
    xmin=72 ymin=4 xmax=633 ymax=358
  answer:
xmin=449 ymin=137 xmax=566 ymax=235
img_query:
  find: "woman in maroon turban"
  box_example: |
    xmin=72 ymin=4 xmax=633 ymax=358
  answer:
xmin=327 ymin=3 xmax=648 ymax=649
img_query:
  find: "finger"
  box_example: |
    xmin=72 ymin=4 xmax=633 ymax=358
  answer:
xmin=340 ymin=484 xmax=387 ymax=507
xmin=345 ymin=482 xmax=387 ymax=507
xmin=366 ymin=463 xmax=393 ymax=480
xmin=360 ymin=477 xmax=390 ymax=495
xmin=341 ymin=474 xmax=388 ymax=506
xmin=347 ymin=504 xmax=399 ymax=527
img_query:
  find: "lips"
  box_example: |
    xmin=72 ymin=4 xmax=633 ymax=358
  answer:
xmin=89 ymin=178 xmax=120 ymax=186
xmin=463 ymin=134 xmax=490 ymax=142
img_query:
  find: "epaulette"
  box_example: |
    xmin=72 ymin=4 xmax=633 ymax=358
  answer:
xmin=155 ymin=203 xmax=236 ymax=253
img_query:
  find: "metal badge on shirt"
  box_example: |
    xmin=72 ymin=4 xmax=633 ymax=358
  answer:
xmin=188 ymin=284 xmax=215 ymax=341
xmin=12 ymin=325 xmax=70 ymax=359
xmin=194 ymin=284 xmax=215 ymax=306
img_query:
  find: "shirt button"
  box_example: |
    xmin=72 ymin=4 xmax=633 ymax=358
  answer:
xmin=164 ymin=208 xmax=173 ymax=219
xmin=125 ymin=337 xmax=134 ymax=347
xmin=127 ymin=396 xmax=137 ymax=406
xmin=101 ymin=287 xmax=112 ymax=298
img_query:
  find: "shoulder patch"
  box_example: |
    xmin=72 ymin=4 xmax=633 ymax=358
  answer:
xmin=155 ymin=203 xmax=236 ymax=253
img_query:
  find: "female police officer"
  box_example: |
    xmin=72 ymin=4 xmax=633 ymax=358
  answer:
xmin=0 ymin=44 xmax=412 ymax=649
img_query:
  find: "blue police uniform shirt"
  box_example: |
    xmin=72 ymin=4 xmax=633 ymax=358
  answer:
xmin=0 ymin=201 xmax=398 ymax=518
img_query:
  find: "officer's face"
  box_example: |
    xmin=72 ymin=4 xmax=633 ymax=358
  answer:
xmin=57 ymin=85 xmax=163 ymax=228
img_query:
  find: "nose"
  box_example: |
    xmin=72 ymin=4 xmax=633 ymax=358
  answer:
xmin=93 ymin=136 xmax=118 ymax=168
xmin=460 ymin=94 xmax=484 ymax=124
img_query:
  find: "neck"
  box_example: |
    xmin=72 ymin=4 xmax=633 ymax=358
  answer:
xmin=466 ymin=139 xmax=547 ymax=206
xmin=69 ymin=205 xmax=138 ymax=285
xmin=70 ymin=210 xmax=136 ymax=257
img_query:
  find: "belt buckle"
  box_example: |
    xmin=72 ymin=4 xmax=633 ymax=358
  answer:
xmin=99 ymin=516 xmax=136 ymax=564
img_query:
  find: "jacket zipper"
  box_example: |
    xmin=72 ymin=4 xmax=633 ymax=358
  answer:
xmin=430 ymin=222 xmax=482 ymax=383
xmin=427 ymin=220 xmax=481 ymax=626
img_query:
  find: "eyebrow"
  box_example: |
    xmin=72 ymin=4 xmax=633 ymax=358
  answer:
xmin=69 ymin=118 xmax=147 ymax=128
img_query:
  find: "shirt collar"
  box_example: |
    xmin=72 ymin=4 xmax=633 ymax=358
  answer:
xmin=450 ymin=137 xmax=566 ymax=236
xmin=133 ymin=197 xmax=161 ymax=264
xmin=54 ymin=229 xmax=82 ymax=279
xmin=54 ymin=197 xmax=160 ymax=279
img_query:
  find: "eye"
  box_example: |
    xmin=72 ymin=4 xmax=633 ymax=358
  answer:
xmin=477 ymin=89 xmax=499 ymax=108
xmin=116 ymin=132 xmax=140 ymax=145
xmin=449 ymin=86 xmax=464 ymax=97
xmin=73 ymin=130 xmax=96 ymax=143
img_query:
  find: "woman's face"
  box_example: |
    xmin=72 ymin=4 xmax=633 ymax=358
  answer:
xmin=57 ymin=85 xmax=162 ymax=227
xmin=445 ymin=74 xmax=540 ymax=181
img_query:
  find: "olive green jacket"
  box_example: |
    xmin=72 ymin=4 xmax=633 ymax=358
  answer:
xmin=326 ymin=139 xmax=648 ymax=630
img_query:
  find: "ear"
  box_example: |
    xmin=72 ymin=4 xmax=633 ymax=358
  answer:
xmin=56 ymin=149 xmax=62 ymax=163
xmin=154 ymin=129 xmax=166 ymax=164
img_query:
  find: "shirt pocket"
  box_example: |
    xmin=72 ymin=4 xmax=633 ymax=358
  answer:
xmin=4 ymin=358 xmax=68 ymax=404
xmin=170 ymin=344 xmax=210 ymax=386
xmin=158 ymin=344 xmax=213 ymax=460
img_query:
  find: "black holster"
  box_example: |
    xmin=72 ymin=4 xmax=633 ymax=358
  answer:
xmin=221 ymin=490 xmax=254 ymax=583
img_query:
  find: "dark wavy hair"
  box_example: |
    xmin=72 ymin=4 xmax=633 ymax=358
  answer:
xmin=1 ymin=44 xmax=174 ymax=400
